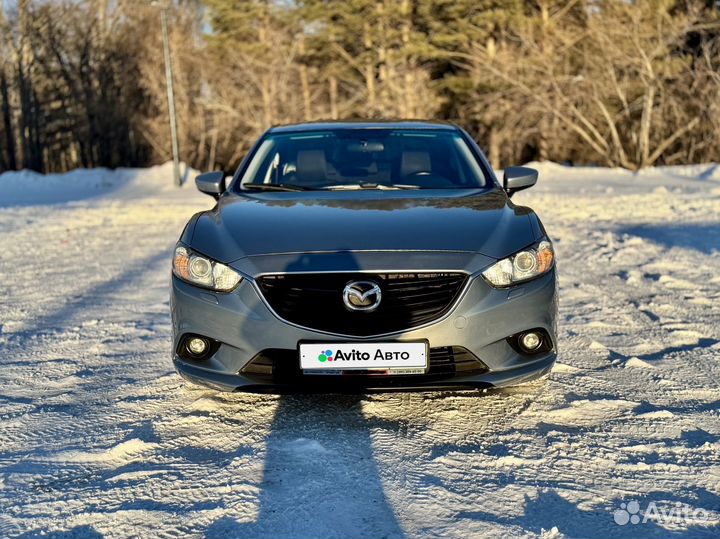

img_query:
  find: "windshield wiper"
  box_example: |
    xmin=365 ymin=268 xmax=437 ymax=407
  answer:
xmin=241 ymin=183 xmax=310 ymax=192
xmin=321 ymin=183 xmax=421 ymax=190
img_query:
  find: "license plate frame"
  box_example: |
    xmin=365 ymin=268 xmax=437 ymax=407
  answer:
xmin=298 ymin=340 xmax=429 ymax=375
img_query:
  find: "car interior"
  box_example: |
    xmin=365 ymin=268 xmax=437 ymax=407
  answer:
xmin=247 ymin=131 xmax=485 ymax=189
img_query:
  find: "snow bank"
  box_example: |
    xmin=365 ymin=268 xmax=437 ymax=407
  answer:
xmin=2 ymin=160 xmax=717 ymax=209
xmin=0 ymin=161 xmax=200 ymax=207
xmin=523 ymin=161 xmax=720 ymax=182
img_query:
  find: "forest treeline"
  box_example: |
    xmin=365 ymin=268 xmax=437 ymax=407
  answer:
xmin=0 ymin=0 xmax=718 ymax=174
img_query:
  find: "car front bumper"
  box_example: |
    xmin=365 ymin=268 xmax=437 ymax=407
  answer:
xmin=170 ymin=269 xmax=558 ymax=393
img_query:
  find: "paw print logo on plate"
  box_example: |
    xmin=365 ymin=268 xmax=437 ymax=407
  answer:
xmin=317 ymin=350 xmax=334 ymax=362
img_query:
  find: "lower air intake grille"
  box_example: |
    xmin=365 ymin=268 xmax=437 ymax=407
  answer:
xmin=241 ymin=346 xmax=488 ymax=379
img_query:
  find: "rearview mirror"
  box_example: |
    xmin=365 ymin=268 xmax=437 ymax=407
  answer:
xmin=503 ymin=166 xmax=538 ymax=197
xmin=346 ymin=141 xmax=384 ymax=152
xmin=196 ymin=171 xmax=226 ymax=199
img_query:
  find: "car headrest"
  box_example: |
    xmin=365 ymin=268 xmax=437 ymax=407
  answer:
xmin=401 ymin=150 xmax=431 ymax=177
xmin=296 ymin=149 xmax=327 ymax=184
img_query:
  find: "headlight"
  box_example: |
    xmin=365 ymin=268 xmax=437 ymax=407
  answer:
xmin=172 ymin=244 xmax=242 ymax=292
xmin=482 ymin=239 xmax=554 ymax=287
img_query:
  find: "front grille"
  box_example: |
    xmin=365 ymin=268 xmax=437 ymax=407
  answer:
xmin=256 ymin=272 xmax=468 ymax=336
xmin=241 ymin=346 xmax=488 ymax=380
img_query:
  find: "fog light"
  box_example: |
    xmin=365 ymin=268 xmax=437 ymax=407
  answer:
xmin=187 ymin=337 xmax=208 ymax=356
xmin=520 ymin=332 xmax=542 ymax=351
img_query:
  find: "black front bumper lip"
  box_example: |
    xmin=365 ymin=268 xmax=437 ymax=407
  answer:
xmin=173 ymin=352 xmax=555 ymax=394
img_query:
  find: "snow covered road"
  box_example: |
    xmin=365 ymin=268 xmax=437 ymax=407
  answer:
xmin=0 ymin=163 xmax=719 ymax=538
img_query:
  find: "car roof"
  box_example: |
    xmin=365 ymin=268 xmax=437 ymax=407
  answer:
xmin=267 ymin=120 xmax=459 ymax=134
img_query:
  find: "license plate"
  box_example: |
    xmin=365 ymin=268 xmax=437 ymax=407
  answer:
xmin=299 ymin=342 xmax=428 ymax=374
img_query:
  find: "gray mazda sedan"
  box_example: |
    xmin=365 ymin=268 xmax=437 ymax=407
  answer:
xmin=171 ymin=121 xmax=558 ymax=392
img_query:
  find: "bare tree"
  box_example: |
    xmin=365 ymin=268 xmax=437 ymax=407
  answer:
xmin=0 ymin=0 xmax=717 ymax=174
xmin=454 ymin=0 xmax=720 ymax=169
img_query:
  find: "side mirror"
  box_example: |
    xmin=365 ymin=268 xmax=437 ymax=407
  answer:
xmin=503 ymin=166 xmax=538 ymax=197
xmin=195 ymin=171 xmax=226 ymax=199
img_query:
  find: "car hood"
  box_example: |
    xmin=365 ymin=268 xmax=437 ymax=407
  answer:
xmin=189 ymin=188 xmax=536 ymax=263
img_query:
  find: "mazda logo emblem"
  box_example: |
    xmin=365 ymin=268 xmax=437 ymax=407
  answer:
xmin=343 ymin=280 xmax=382 ymax=312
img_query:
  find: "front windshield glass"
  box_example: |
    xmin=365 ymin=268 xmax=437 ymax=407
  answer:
xmin=236 ymin=129 xmax=489 ymax=191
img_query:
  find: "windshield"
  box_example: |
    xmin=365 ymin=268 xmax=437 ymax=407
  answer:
xmin=236 ymin=129 xmax=489 ymax=191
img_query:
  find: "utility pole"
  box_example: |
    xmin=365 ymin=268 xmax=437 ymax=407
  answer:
xmin=159 ymin=3 xmax=181 ymax=186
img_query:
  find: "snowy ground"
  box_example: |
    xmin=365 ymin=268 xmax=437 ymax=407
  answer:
xmin=0 ymin=162 xmax=719 ymax=539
